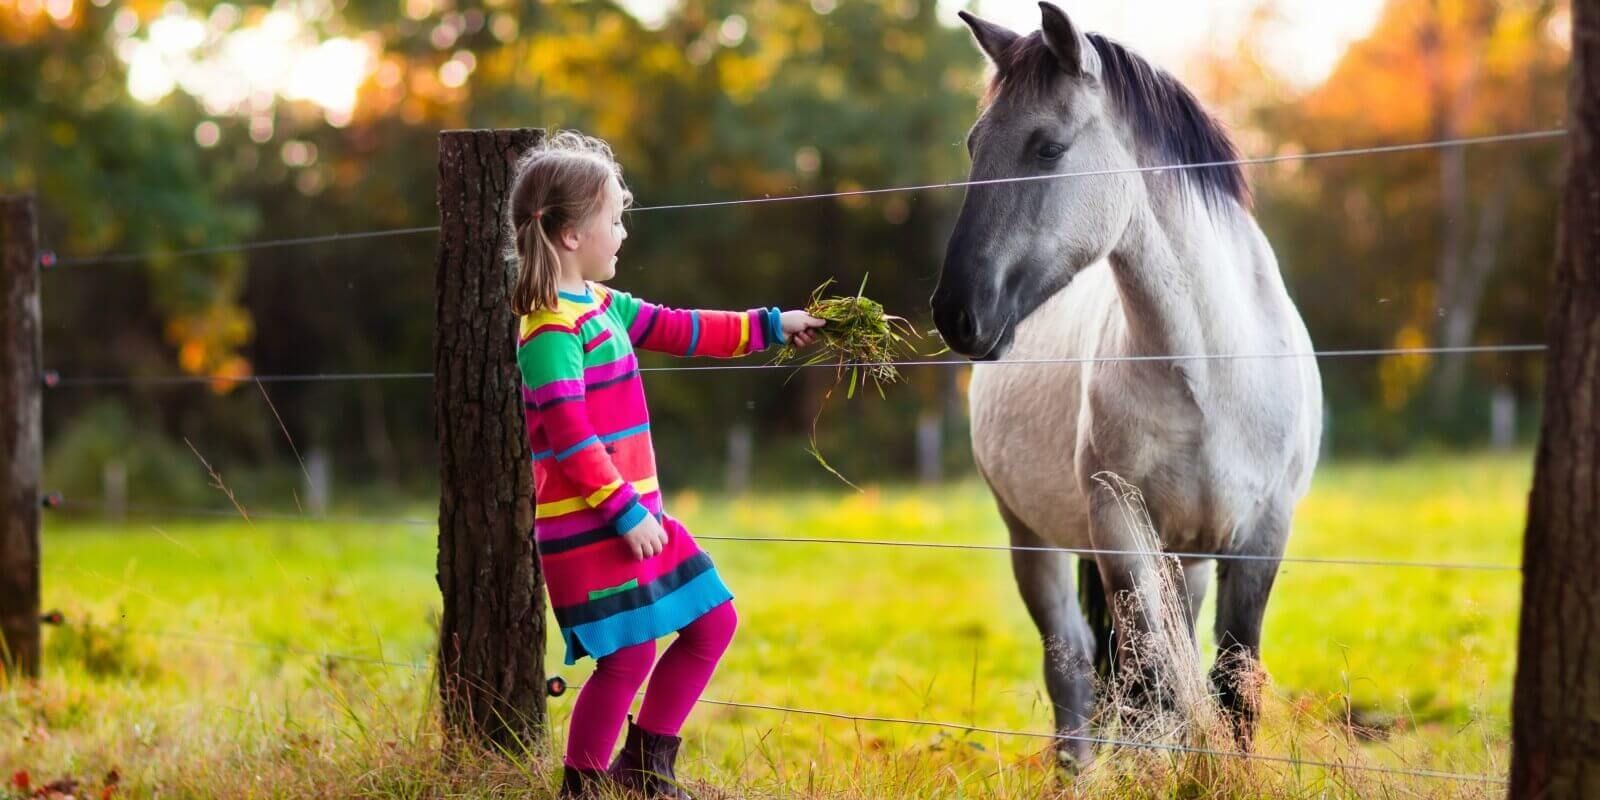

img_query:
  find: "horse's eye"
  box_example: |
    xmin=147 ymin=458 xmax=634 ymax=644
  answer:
xmin=1038 ymin=142 xmax=1067 ymax=161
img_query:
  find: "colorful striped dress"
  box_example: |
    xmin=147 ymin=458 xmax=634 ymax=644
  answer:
xmin=517 ymin=283 xmax=784 ymax=665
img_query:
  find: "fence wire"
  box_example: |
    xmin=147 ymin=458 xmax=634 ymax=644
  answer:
xmin=49 ymin=499 xmax=1520 ymax=572
xmin=114 ymin=626 xmax=1507 ymax=786
xmin=45 ymin=128 xmax=1565 ymax=267
xmin=42 ymin=342 xmax=1548 ymax=388
xmin=50 ymin=226 xmax=440 ymax=268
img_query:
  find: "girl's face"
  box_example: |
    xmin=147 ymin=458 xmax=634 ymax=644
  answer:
xmin=565 ymin=175 xmax=628 ymax=283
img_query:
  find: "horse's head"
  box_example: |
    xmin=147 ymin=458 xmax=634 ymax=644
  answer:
xmin=932 ymin=4 xmax=1143 ymax=360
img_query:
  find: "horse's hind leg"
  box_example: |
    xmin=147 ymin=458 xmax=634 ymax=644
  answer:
xmin=1181 ymin=560 xmax=1212 ymax=637
xmin=1211 ymin=502 xmax=1291 ymax=749
xmin=996 ymin=497 xmax=1096 ymax=769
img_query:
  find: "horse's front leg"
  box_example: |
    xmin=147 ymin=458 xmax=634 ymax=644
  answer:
xmin=996 ymin=498 xmax=1097 ymax=770
xmin=1210 ymin=500 xmax=1291 ymax=749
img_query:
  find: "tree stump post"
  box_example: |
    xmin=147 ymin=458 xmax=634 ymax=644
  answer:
xmin=434 ymin=129 xmax=547 ymax=748
xmin=1509 ymin=2 xmax=1600 ymax=794
xmin=0 ymin=195 xmax=42 ymax=680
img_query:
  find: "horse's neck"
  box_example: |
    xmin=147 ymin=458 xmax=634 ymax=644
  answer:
xmin=1107 ymin=190 xmax=1270 ymax=360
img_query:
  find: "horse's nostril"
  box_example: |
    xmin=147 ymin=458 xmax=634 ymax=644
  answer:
xmin=954 ymin=309 xmax=977 ymax=343
xmin=932 ymin=293 xmax=984 ymax=351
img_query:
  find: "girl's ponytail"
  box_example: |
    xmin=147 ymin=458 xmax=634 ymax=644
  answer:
xmin=507 ymin=131 xmax=632 ymax=316
xmin=512 ymin=211 xmax=562 ymax=316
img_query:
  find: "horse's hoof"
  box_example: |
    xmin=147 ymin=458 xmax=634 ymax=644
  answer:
xmin=1054 ymin=745 xmax=1092 ymax=775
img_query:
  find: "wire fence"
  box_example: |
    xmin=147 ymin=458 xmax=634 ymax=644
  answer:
xmin=112 ymin=624 xmax=1506 ymax=785
xmin=126 ymin=627 xmax=431 ymax=672
xmin=47 ymin=370 xmax=434 ymax=388
xmin=43 ymin=128 xmax=1566 ymax=268
xmin=40 ymin=342 xmax=1548 ymax=388
xmin=48 ymin=226 xmax=441 ymax=268
xmin=630 ymin=128 xmax=1566 ymax=213
xmin=48 ymin=498 xmax=1519 ymax=572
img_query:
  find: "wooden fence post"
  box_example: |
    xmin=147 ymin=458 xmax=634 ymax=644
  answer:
xmin=434 ymin=129 xmax=547 ymax=748
xmin=1509 ymin=0 xmax=1600 ymax=794
xmin=1 ymin=195 xmax=42 ymax=680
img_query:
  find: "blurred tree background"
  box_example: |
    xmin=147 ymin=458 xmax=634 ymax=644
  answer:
xmin=0 ymin=0 xmax=1568 ymax=509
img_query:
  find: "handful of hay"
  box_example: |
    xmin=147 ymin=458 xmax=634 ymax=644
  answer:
xmin=773 ymin=276 xmax=922 ymax=487
xmin=772 ymin=276 xmax=919 ymax=399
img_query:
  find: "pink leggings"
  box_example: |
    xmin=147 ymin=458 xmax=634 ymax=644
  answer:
xmin=564 ymin=601 xmax=738 ymax=770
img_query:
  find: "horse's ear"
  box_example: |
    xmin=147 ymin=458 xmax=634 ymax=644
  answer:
xmin=1039 ymin=2 xmax=1098 ymax=79
xmin=958 ymin=10 xmax=1019 ymax=67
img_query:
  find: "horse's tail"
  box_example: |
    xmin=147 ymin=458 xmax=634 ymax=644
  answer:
xmin=1078 ymin=557 xmax=1115 ymax=681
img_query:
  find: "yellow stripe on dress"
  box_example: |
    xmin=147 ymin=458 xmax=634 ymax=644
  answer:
xmin=535 ymin=476 xmax=661 ymax=519
xmin=519 ymin=301 xmax=588 ymax=341
xmin=734 ymin=313 xmax=750 ymax=356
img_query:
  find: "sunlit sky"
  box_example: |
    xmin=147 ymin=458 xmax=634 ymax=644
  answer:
xmin=623 ymin=0 xmax=1388 ymax=88
xmin=979 ymin=0 xmax=1385 ymax=87
xmin=117 ymin=0 xmax=1386 ymax=129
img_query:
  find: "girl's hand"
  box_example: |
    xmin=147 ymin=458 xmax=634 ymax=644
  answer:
xmin=621 ymin=515 xmax=669 ymax=560
xmin=781 ymin=310 xmax=827 ymax=347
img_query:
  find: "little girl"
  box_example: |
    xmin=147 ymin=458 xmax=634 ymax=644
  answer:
xmin=508 ymin=131 xmax=823 ymax=799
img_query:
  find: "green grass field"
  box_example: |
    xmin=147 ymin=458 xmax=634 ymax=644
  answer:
xmin=11 ymin=452 xmax=1528 ymax=798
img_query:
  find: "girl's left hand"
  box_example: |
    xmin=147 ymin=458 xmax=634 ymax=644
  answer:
xmin=781 ymin=310 xmax=826 ymax=347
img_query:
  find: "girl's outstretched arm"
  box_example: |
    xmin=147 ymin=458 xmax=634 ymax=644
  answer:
xmin=607 ymin=287 xmax=821 ymax=357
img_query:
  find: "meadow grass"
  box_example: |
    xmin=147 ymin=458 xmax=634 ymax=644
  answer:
xmin=10 ymin=451 xmax=1527 ymax=797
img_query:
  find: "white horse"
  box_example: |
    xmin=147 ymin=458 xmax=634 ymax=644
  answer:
xmin=930 ymin=4 xmax=1323 ymax=765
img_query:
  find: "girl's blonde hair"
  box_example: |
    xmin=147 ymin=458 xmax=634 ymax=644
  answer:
xmin=507 ymin=130 xmax=634 ymax=315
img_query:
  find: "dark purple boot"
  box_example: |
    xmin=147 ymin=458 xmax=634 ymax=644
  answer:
xmin=608 ymin=717 xmax=693 ymax=799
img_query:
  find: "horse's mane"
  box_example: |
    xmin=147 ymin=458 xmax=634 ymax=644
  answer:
xmin=985 ymin=31 xmax=1250 ymax=208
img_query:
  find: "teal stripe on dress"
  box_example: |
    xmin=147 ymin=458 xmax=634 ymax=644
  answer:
xmin=554 ymin=551 xmax=714 ymax=627
xmin=533 ymin=423 xmax=652 ymax=462
xmin=554 ymin=434 xmax=601 ymax=461
xmin=562 ymin=567 xmax=733 ymax=665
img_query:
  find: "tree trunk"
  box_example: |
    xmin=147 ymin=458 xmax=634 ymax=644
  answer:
xmin=434 ymin=128 xmax=547 ymax=749
xmin=0 ymin=195 xmax=41 ymax=680
xmin=1508 ymin=1 xmax=1600 ymax=794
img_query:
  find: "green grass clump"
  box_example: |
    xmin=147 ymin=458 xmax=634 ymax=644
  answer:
xmin=772 ymin=276 xmax=920 ymax=400
xmin=773 ymin=275 xmax=922 ymax=486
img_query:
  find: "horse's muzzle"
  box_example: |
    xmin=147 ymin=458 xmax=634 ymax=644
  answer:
xmin=931 ymin=291 xmax=1008 ymax=360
